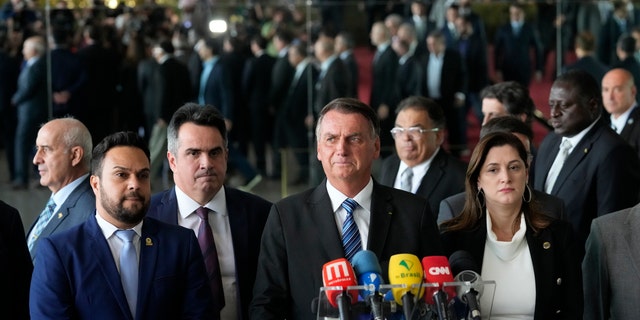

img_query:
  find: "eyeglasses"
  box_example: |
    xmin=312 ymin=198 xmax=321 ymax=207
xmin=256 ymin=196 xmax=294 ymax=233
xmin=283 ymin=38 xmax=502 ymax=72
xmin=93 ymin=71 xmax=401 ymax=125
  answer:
xmin=390 ymin=127 xmax=439 ymax=139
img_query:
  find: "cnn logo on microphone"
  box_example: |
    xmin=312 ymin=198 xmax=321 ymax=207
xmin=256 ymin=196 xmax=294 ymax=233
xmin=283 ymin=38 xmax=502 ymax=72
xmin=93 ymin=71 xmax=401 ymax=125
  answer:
xmin=428 ymin=266 xmax=451 ymax=276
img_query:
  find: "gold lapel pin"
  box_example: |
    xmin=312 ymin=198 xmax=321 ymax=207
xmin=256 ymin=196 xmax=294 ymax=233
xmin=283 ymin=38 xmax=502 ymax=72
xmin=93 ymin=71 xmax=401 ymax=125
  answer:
xmin=145 ymin=238 xmax=153 ymax=246
xmin=57 ymin=213 xmax=63 ymax=219
xmin=543 ymin=242 xmax=551 ymax=249
xmin=583 ymin=148 xmax=588 ymax=154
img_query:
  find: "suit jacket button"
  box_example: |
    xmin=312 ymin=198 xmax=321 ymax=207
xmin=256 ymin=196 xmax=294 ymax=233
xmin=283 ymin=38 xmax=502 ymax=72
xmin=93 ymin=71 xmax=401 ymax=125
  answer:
xmin=543 ymin=242 xmax=551 ymax=249
xmin=556 ymin=277 xmax=562 ymax=285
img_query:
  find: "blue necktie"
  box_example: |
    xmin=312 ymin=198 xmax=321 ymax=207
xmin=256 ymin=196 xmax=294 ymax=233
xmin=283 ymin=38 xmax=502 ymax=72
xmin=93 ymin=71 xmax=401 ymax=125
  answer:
xmin=115 ymin=230 xmax=138 ymax=318
xmin=341 ymin=198 xmax=362 ymax=262
xmin=28 ymin=198 xmax=56 ymax=253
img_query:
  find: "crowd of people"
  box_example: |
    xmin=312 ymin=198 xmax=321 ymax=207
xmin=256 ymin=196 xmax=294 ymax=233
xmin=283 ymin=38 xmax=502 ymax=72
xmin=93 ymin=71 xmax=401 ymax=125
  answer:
xmin=4 ymin=0 xmax=640 ymax=319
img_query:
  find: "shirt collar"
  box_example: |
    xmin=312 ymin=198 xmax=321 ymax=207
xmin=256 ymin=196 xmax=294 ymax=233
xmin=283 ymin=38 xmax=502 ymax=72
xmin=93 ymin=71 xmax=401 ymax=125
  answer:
xmin=175 ymin=185 xmax=227 ymax=219
xmin=321 ymin=55 xmax=338 ymax=72
xmin=51 ymin=173 xmax=90 ymax=209
xmin=610 ymin=103 xmax=637 ymax=133
xmin=399 ymin=147 xmax=440 ymax=175
xmin=325 ymin=178 xmax=373 ymax=214
xmin=96 ymin=211 xmax=143 ymax=239
xmin=563 ymin=115 xmax=601 ymax=153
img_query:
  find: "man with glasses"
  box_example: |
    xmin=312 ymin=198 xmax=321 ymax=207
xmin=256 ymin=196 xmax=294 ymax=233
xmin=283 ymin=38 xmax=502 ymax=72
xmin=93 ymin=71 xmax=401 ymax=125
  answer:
xmin=378 ymin=96 xmax=466 ymax=220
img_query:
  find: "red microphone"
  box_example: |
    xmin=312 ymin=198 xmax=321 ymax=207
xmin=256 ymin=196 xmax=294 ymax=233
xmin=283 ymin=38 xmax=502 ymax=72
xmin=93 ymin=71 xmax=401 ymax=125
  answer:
xmin=422 ymin=256 xmax=457 ymax=320
xmin=322 ymin=258 xmax=358 ymax=319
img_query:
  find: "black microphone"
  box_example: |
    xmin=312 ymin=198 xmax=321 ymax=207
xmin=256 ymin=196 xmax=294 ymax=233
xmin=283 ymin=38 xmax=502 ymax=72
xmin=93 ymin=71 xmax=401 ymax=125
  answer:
xmin=449 ymin=251 xmax=483 ymax=320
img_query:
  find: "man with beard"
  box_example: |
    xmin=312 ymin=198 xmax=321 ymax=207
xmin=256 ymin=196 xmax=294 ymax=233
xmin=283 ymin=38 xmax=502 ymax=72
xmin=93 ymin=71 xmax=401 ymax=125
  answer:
xmin=30 ymin=132 xmax=214 ymax=319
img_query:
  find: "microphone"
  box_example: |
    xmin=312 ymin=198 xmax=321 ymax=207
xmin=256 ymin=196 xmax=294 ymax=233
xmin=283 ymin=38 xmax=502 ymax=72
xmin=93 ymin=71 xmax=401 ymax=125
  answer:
xmin=449 ymin=251 xmax=483 ymax=320
xmin=322 ymin=258 xmax=358 ymax=320
xmin=351 ymin=250 xmax=384 ymax=320
xmin=388 ymin=253 xmax=424 ymax=320
xmin=422 ymin=256 xmax=456 ymax=320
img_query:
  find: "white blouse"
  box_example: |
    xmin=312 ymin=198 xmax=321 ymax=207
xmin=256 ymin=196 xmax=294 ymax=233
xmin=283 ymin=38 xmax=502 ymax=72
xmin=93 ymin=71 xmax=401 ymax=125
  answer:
xmin=481 ymin=212 xmax=536 ymax=320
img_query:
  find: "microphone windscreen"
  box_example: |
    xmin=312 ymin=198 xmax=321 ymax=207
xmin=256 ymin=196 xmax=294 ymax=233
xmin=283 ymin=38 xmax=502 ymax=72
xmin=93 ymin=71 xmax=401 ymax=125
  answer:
xmin=449 ymin=250 xmax=480 ymax=275
xmin=322 ymin=258 xmax=358 ymax=308
xmin=422 ymin=256 xmax=457 ymax=304
xmin=351 ymin=250 xmax=382 ymax=275
xmin=388 ymin=253 xmax=424 ymax=305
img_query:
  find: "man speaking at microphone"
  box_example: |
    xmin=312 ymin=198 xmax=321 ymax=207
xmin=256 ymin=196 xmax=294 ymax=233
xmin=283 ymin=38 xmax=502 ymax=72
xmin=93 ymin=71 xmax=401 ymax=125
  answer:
xmin=250 ymin=98 xmax=443 ymax=319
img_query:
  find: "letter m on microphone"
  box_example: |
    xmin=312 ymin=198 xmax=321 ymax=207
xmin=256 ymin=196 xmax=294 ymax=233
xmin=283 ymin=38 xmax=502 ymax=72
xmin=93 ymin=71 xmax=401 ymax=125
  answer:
xmin=323 ymin=258 xmax=354 ymax=286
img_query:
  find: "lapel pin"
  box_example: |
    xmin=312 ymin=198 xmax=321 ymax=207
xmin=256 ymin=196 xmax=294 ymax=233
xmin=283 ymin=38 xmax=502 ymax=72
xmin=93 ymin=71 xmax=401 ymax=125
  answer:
xmin=629 ymin=118 xmax=634 ymax=125
xmin=145 ymin=238 xmax=153 ymax=246
xmin=543 ymin=242 xmax=551 ymax=249
xmin=57 ymin=213 xmax=63 ymax=219
xmin=387 ymin=211 xmax=393 ymax=215
xmin=583 ymin=148 xmax=588 ymax=154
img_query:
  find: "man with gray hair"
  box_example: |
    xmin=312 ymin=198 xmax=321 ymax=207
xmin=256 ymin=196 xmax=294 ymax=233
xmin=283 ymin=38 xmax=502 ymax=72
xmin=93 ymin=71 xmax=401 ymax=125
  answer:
xmin=28 ymin=117 xmax=95 ymax=261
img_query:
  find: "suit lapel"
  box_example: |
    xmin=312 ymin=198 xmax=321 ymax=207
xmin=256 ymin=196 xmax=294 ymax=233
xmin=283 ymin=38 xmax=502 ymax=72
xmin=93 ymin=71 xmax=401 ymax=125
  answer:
xmin=136 ymin=218 xmax=159 ymax=320
xmin=367 ymin=183 xmax=394 ymax=256
xmin=86 ymin=217 xmax=133 ymax=320
xmin=535 ymin=135 xmax=561 ymax=190
xmin=416 ymin=150 xmax=445 ymax=198
xmin=623 ymin=207 xmax=640 ymax=280
xmin=225 ymin=188 xmax=249 ymax=317
xmin=40 ymin=178 xmax=91 ymax=238
xmin=551 ymin=125 xmax=601 ymax=194
xmin=308 ymin=182 xmax=345 ymax=259
xmin=620 ymin=107 xmax=640 ymax=140
xmin=381 ymin=156 xmax=400 ymax=187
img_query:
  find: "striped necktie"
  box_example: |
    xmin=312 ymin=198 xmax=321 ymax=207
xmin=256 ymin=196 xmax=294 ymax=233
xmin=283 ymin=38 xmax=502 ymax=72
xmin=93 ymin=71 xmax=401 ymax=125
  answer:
xmin=400 ymin=167 xmax=414 ymax=192
xmin=28 ymin=198 xmax=56 ymax=253
xmin=341 ymin=198 xmax=362 ymax=262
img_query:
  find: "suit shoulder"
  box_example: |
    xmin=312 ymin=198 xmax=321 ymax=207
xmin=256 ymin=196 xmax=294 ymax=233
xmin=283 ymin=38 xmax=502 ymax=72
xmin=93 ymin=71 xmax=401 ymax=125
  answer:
xmin=225 ymin=187 xmax=272 ymax=209
xmin=592 ymin=206 xmax=636 ymax=228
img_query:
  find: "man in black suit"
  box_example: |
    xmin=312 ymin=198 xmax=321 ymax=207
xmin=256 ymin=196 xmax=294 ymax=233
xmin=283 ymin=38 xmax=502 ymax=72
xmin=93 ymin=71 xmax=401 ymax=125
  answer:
xmin=455 ymin=14 xmax=488 ymax=124
xmin=273 ymin=42 xmax=318 ymax=185
xmin=335 ymin=32 xmax=358 ymax=98
xmin=378 ymin=96 xmax=465 ymax=218
xmin=602 ymin=68 xmax=640 ymax=158
xmin=195 ymin=37 xmax=233 ymax=121
xmin=563 ymin=31 xmax=608 ymax=86
xmin=613 ymin=35 xmax=640 ymax=102
xmin=534 ymin=70 xmax=640 ymax=258
xmin=12 ymin=36 xmax=47 ymax=190
xmin=391 ymin=38 xmax=422 ymax=103
xmin=0 ymin=200 xmax=31 ymax=320
xmin=314 ymin=35 xmax=352 ymax=114
xmin=243 ymin=35 xmax=275 ymax=176
xmin=438 ymin=116 xmax=565 ymax=225
xmin=421 ymin=30 xmax=467 ymax=157
xmin=148 ymin=40 xmax=192 ymax=180
xmin=493 ymin=3 xmax=543 ymax=87
xmin=0 ymin=30 xmax=19 ymax=184
xmin=370 ymin=22 xmax=398 ymax=155
xmin=147 ymin=103 xmax=271 ymax=320
xmin=598 ymin=1 xmax=633 ymax=66
xmin=250 ymin=98 xmax=443 ymax=320
xmin=50 ymin=28 xmax=87 ymax=121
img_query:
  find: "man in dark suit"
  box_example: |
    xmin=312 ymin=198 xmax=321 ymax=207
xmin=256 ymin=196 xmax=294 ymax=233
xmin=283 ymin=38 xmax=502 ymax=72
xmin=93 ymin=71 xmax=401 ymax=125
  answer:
xmin=30 ymin=132 xmax=214 ymax=319
xmin=598 ymin=1 xmax=633 ymax=66
xmin=563 ymin=31 xmax=609 ymax=86
xmin=391 ymin=38 xmax=422 ymax=103
xmin=269 ymin=29 xmax=295 ymax=143
xmin=613 ymin=35 xmax=640 ymax=102
xmin=370 ymin=22 xmax=399 ymax=155
xmin=0 ymin=31 xmax=20 ymax=184
xmin=378 ymin=96 xmax=465 ymax=218
xmin=50 ymin=28 xmax=87 ymax=120
xmin=335 ymin=32 xmax=358 ymax=98
xmin=273 ymin=42 xmax=318 ymax=183
xmin=250 ymin=98 xmax=443 ymax=319
xmin=148 ymin=40 xmax=192 ymax=179
xmin=583 ymin=202 xmax=640 ymax=319
xmin=28 ymin=118 xmax=95 ymax=261
xmin=195 ymin=37 xmax=233 ymax=121
xmin=493 ymin=3 xmax=543 ymax=87
xmin=147 ymin=103 xmax=271 ymax=320
xmin=534 ymin=70 xmax=640 ymax=258
xmin=455 ymin=14 xmax=489 ymax=124
xmin=0 ymin=200 xmax=32 ymax=320
xmin=438 ymin=116 xmax=565 ymax=225
xmin=314 ymin=36 xmax=352 ymax=114
xmin=602 ymin=68 xmax=640 ymax=158
xmin=11 ymin=35 xmax=47 ymax=190
xmin=421 ymin=30 xmax=467 ymax=157
xmin=243 ymin=35 xmax=275 ymax=176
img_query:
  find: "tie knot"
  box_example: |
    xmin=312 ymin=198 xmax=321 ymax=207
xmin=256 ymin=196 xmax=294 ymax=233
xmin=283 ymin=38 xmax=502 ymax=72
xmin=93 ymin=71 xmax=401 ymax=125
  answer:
xmin=46 ymin=198 xmax=56 ymax=211
xmin=195 ymin=207 xmax=210 ymax=221
xmin=560 ymin=139 xmax=572 ymax=151
xmin=341 ymin=198 xmax=358 ymax=215
xmin=402 ymin=167 xmax=413 ymax=178
xmin=115 ymin=229 xmax=136 ymax=243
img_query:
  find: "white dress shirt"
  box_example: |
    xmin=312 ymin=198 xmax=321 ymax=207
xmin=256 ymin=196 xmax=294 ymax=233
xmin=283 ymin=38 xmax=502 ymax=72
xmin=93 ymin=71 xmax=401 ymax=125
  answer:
xmin=95 ymin=213 xmax=143 ymax=273
xmin=327 ymin=178 xmax=374 ymax=250
xmin=393 ymin=148 xmax=440 ymax=194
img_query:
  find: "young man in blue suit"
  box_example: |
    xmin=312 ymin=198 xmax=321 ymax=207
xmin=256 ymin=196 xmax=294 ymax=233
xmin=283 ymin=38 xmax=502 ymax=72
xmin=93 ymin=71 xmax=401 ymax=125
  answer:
xmin=146 ymin=103 xmax=271 ymax=320
xmin=30 ymin=132 xmax=214 ymax=319
xmin=28 ymin=118 xmax=95 ymax=261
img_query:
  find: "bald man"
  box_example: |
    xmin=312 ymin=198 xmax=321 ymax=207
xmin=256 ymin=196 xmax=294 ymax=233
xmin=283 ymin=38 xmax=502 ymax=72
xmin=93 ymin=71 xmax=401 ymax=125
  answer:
xmin=602 ymin=68 xmax=640 ymax=158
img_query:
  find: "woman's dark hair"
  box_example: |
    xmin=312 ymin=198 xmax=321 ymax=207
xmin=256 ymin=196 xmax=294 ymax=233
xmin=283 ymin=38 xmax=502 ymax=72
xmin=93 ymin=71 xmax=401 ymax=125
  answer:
xmin=440 ymin=132 xmax=551 ymax=234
